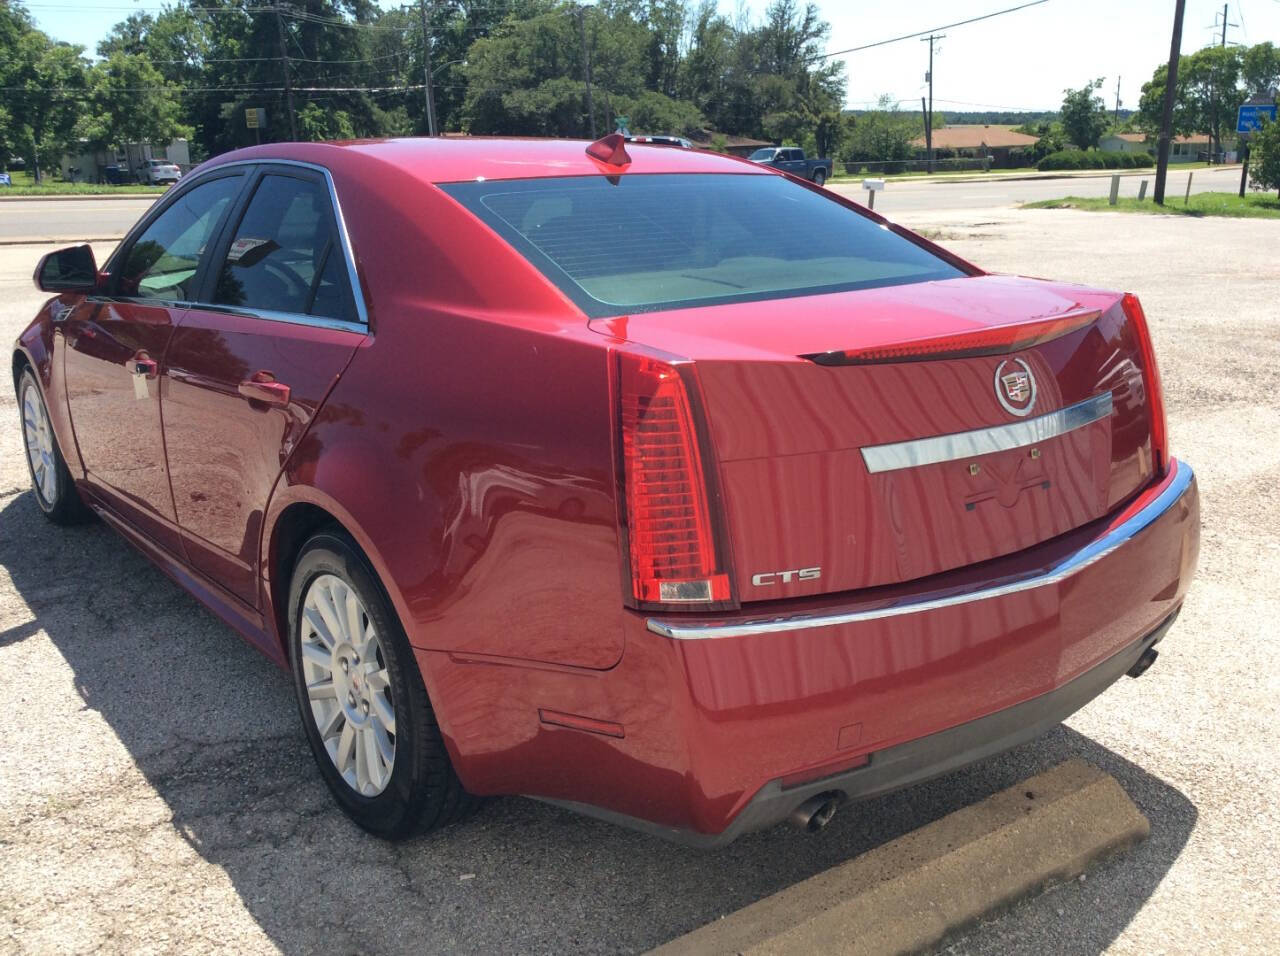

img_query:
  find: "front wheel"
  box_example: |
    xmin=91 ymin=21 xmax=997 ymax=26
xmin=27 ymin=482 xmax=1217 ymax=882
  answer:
xmin=812 ymin=168 xmax=827 ymax=187
xmin=287 ymin=530 xmax=478 ymax=839
xmin=18 ymin=368 xmax=92 ymax=525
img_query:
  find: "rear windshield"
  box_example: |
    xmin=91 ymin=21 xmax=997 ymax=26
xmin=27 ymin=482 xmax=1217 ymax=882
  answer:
xmin=442 ymin=173 xmax=966 ymax=316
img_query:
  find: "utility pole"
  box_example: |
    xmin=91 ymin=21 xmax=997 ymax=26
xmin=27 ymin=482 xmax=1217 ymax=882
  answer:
xmin=1114 ymin=75 xmax=1122 ymax=127
xmin=1208 ymin=3 xmax=1239 ymax=161
xmin=419 ymin=0 xmax=438 ymax=136
xmin=920 ymin=96 xmax=930 ymax=167
xmin=275 ymin=5 xmax=298 ymax=141
xmin=921 ymin=34 xmax=944 ymax=173
xmin=575 ymin=6 xmax=596 ymax=139
xmin=1153 ymin=0 xmax=1186 ymax=205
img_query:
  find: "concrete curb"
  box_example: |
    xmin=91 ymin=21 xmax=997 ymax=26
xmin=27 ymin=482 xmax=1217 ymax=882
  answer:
xmin=0 ymin=237 xmax=124 ymax=247
xmin=651 ymin=759 xmax=1150 ymax=956
xmin=0 ymin=193 xmax=163 ymax=202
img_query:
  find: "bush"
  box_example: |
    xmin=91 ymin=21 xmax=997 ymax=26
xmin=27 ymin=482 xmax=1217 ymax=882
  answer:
xmin=1248 ymin=116 xmax=1280 ymax=194
xmin=1005 ymin=147 xmax=1035 ymax=168
xmin=1037 ymin=149 xmax=1154 ymax=171
xmin=1037 ymin=149 xmax=1084 ymax=170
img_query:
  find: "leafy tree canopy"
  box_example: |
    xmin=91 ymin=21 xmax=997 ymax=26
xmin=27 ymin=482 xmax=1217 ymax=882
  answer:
xmin=1060 ymin=77 xmax=1108 ymax=149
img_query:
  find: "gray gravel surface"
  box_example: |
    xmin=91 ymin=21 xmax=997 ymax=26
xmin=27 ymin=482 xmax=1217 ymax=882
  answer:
xmin=0 ymin=206 xmax=1277 ymax=954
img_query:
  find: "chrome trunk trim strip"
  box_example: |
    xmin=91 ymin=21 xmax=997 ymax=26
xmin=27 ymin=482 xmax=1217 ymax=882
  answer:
xmin=860 ymin=392 xmax=1113 ymax=475
xmin=646 ymin=460 xmax=1193 ymax=640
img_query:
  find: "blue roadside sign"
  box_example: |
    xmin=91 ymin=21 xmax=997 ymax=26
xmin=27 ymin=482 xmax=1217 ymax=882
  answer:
xmin=1237 ymin=104 xmax=1278 ymax=134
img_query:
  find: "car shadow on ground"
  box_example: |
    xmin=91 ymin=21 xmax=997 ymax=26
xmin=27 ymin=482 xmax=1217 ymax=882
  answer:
xmin=0 ymin=491 xmax=1198 ymax=955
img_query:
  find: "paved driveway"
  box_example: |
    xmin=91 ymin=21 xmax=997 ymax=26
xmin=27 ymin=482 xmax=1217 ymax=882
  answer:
xmin=1 ymin=206 xmax=1277 ymax=953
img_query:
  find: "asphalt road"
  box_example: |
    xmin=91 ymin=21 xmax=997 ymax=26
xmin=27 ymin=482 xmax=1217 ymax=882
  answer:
xmin=0 ymin=165 xmax=1246 ymax=242
xmin=833 ymin=164 xmax=1245 ymax=214
xmin=1 ymin=202 xmax=1278 ymax=953
xmin=0 ymin=196 xmax=159 ymax=242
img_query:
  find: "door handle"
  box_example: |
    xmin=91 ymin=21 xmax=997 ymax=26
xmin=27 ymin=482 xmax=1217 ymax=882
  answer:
xmin=238 ymin=374 xmax=291 ymax=407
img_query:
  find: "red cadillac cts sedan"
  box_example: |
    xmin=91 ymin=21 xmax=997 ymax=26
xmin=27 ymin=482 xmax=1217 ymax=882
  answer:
xmin=16 ymin=135 xmax=1199 ymax=845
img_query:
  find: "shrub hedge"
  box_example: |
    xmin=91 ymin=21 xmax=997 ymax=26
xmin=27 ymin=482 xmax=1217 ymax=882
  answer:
xmin=1037 ymin=149 xmax=1155 ymax=171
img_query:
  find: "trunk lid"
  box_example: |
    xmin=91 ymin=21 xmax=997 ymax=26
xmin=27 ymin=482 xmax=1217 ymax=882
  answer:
xmin=592 ymin=274 xmax=1158 ymax=602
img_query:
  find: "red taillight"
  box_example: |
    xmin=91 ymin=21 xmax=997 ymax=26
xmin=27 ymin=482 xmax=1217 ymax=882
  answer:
xmin=803 ymin=309 xmax=1100 ymax=365
xmin=1121 ymin=293 xmax=1168 ymax=475
xmin=618 ymin=354 xmax=730 ymax=605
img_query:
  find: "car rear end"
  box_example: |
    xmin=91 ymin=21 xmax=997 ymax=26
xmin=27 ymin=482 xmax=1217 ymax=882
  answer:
xmin=146 ymin=159 xmax=182 ymax=184
xmin=439 ymin=161 xmax=1199 ymax=842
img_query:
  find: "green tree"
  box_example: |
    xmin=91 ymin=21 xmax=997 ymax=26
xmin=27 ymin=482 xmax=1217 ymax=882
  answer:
xmin=298 ymin=101 xmax=356 ymax=140
xmin=1248 ymin=116 xmax=1280 ymax=196
xmin=1014 ymin=118 xmax=1067 ymax=160
xmin=463 ymin=7 xmax=613 ymax=136
xmin=842 ymin=96 xmax=920 ymax=163
xmin=1242 ymin=42 xmax=1280 ymax=99
xmin=1139 ymin=46 xmax=1247 ymax=156
xmin=1060 ymin=78 xmax=1108 ymax=149
xmin=6 ymin=28 xmax=89 ymax=181
xmin=84 ymin=53 xmax=193 ymax=156
xmin=614 ymin=90 xmax=704 ymax=135
xmin=0 ymin=1 xmax=36 ymax=167
xmin=1181 ymin=46 xmax=1244 ymax=158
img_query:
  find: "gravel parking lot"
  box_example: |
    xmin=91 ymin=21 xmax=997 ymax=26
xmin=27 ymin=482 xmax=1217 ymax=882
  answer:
xmin=1 ymin=206 xmax=1277 ymax=954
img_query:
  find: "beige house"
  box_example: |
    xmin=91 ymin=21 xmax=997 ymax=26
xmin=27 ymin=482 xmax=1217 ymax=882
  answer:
xmin=909 ymin=124 xmax=1039 ymax=164
xmin=1099 ymin=132 xmax=1221 ymax=163
xmin=1098 ymin=132 xmax=1150 ymax=154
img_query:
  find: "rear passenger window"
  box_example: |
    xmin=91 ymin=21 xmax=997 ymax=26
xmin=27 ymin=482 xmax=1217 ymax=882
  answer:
xmin=212 ymin=173 xmax=357 ymax=322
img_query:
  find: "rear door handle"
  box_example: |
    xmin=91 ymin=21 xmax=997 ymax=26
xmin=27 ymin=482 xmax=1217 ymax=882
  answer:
xmin=238 ymin=374 xmax=291 ymax=407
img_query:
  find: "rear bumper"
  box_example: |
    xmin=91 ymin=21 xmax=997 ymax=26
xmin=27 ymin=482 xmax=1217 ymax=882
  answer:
xmin=544 ymin=608 xmax=1178 ymax=847
xmin=425 ymin=459 xmax=1199 ymax=843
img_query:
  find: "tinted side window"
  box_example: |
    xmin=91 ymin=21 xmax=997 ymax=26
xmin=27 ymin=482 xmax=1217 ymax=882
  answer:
xmin=118 ymin=175 xmax=241 ymax=301
xmin=212 ymin=173 xmax=356 ymax=322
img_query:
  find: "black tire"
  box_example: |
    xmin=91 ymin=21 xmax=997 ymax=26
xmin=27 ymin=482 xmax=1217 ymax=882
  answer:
xmin=17 ymin=367 xmax=93 ymax=525
xmin=287 ymin=530 xmax=479 ymax=839
xmin=812 ymin=168 xmax=827 ymax=186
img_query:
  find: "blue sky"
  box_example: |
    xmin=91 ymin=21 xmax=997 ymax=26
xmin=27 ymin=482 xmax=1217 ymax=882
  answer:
xmin=21 ymin=0 xmax=1280 ymax=113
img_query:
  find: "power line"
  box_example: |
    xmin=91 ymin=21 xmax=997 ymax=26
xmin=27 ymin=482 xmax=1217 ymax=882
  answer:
xmin=818 ymin=0 xmax=1051 ymax=60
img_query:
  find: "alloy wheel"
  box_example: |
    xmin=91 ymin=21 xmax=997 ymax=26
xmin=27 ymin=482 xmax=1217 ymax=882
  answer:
xmin=21 ymin=380 xmax=57 ymax=506
xmin=299 ymin=573 xmax=396 ymax=796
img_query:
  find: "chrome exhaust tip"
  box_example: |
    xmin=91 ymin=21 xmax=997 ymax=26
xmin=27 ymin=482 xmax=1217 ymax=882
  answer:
xmin=790 ymin=793 xmax=841 ymax=832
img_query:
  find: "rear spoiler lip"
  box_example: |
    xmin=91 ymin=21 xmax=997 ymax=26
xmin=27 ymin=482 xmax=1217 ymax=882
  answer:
xmin=801 ymin=308 xmax=1102 ymax=366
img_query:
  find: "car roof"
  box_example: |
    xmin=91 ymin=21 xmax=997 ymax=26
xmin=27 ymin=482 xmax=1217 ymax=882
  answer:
xmin=200 ymin=137 xmax=771 ymax=185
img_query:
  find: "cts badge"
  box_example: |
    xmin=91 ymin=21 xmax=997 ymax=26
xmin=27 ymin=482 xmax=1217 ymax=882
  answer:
xmin=751 ymin=567 xmax=822 ymax=587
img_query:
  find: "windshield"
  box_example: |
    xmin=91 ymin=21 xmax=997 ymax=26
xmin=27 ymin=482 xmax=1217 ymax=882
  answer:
xmin=442 ymin=173 xmax=967 ymax=316
xmin=748 ymin=148 xmax=777 ymax=161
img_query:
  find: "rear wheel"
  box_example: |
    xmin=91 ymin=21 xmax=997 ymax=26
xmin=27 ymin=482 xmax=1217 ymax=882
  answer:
xmin=18 ymin=368 xmax=92 ymax=525
xmin=287 ymin=530 xmax=478 ymax=838
xmin=812 ymin=168 xmax=827 ymax=186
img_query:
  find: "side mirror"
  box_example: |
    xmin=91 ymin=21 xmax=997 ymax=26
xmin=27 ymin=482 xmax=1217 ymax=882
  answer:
xmin=34 ymin=244 xmax=100 ymax=294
